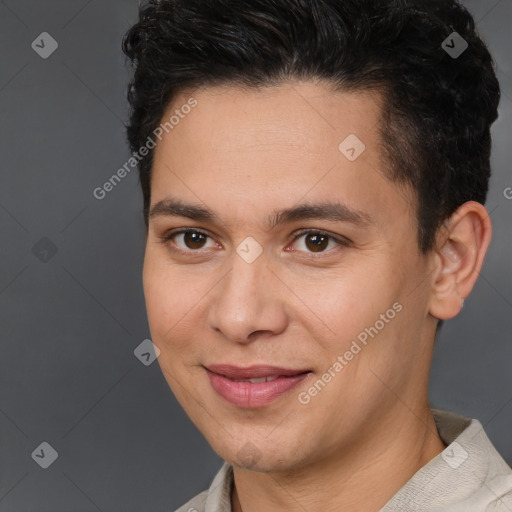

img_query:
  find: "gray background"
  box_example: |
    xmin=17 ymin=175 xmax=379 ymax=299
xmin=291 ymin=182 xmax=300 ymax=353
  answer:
xmin=0 ymin=1 xmax=511 ymax=510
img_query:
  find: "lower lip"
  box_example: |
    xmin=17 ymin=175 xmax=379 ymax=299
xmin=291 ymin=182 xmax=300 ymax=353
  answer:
xmin=206 ymin=370 xmax=310 ymax=408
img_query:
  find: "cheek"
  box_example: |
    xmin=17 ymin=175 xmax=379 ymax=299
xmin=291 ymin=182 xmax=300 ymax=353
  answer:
xmin=297 ymin=264 xmax=407 ymax=368
xmin=292 ymin=263 xmax=395 ymax=327
xmin=143 ymin=253 xmax=195 ymax=341
xmin=142 ymin=251 xmax=219 ymax=361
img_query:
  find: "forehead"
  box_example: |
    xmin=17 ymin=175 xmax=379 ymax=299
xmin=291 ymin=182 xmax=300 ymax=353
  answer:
xmin=161 ymin=81 xmax=382 ymax=156
xmin=149 ymin=81 xmax=415 ymax=233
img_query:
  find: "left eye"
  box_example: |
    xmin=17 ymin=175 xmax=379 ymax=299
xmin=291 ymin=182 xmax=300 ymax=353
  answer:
xmin=291 ymin=231 xmax=342 ymax=253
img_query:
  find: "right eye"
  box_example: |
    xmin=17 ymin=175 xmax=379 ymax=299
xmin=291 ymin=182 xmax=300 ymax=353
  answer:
xmin=160 ymin=228 xmax=219 ymax=254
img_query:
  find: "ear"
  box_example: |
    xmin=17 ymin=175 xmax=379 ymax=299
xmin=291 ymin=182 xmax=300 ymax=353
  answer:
xmin=429 ymin=201 xmax=492 ymax=320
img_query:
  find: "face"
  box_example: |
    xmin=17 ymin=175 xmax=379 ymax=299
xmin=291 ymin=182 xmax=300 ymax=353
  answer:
xmin=143 ymin=81 xmax=438 ymax=472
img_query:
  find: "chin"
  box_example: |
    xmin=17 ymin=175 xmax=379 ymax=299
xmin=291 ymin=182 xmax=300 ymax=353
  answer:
xmin=214 ymin=439 xmax=308 ymax=473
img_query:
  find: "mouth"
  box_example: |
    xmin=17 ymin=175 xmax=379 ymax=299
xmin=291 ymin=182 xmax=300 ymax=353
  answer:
xmin=204 ymin=364 xmax=312 ymax=408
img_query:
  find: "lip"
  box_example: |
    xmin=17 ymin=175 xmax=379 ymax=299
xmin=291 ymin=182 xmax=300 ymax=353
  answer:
xmin=205 ymin=364 xmax=311 ymax=408
xmin=206 ymin=364 xmax=310 ymax=380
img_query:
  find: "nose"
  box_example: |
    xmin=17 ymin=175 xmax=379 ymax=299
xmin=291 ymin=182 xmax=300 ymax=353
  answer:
xmin=207 ymin=250 xmax=288 ymax=344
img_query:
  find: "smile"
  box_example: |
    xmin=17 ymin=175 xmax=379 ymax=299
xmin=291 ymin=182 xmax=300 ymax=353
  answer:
xmin=204 ymin=364 xmax=311 ymax=408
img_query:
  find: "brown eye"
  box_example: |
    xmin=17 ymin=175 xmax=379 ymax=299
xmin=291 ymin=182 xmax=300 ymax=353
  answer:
xmin=163 ymin=229 xmax=217 ymax=252
xmin=182 ymin=231 xmax=208 ymax=249
xmin=292 ymin=230 xmax=342 ymax=254
xmin=304 ymin=233 xmax=330 ymax=252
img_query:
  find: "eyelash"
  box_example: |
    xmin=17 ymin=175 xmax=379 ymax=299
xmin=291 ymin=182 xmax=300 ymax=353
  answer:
xmin=159 ymin=228 xmax=351 ymax=257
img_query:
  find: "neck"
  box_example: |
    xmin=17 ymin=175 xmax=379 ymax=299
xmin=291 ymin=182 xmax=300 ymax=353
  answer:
xmin=231 ymin=406 xmax=446 ymax=512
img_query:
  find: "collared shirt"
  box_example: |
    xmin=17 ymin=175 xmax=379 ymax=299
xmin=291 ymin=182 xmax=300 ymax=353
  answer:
xmin=175 ymin=409 xmax=512 ymax=511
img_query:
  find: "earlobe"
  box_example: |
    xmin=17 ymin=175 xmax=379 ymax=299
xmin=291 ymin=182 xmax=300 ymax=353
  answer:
xmin=428 ymin=201 xmax=492 ymax=320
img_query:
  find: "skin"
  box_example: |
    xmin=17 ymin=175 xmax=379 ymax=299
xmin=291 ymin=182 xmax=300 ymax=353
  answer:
xmin=142 ymin=81 xmax=492 ymax=512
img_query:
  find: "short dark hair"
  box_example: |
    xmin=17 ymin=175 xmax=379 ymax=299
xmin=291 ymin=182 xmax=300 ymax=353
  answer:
xmin=122 ymin=0 xmax=500 ymax=252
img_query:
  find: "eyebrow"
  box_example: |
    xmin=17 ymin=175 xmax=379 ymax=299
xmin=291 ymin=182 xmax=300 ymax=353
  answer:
xmin=149 ymin=198 xmax=373 ymax=229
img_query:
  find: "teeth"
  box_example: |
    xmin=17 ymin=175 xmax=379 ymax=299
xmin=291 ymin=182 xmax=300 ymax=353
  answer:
xmin=235 ymin=375 xmax=280 ymax=383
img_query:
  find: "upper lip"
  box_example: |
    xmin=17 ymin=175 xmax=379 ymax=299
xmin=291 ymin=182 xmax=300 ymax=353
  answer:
xmin=205 ymin=364 xmax=310 ymax=379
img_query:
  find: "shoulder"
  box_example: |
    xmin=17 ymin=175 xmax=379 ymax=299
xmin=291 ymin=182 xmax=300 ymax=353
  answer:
xmin=173 ymin=490 xmax=208 ymax=512
xmin=437 ymin=476 xmax=512 ymax=511
xmin=433 ymin=411 xmax=512 ymax=512
xmin=485 ymin=477 xmax=512 ymax=511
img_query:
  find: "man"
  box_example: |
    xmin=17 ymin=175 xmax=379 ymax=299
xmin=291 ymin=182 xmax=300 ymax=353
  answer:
xmin=122 ymin=0 xmax=511 ymax=510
